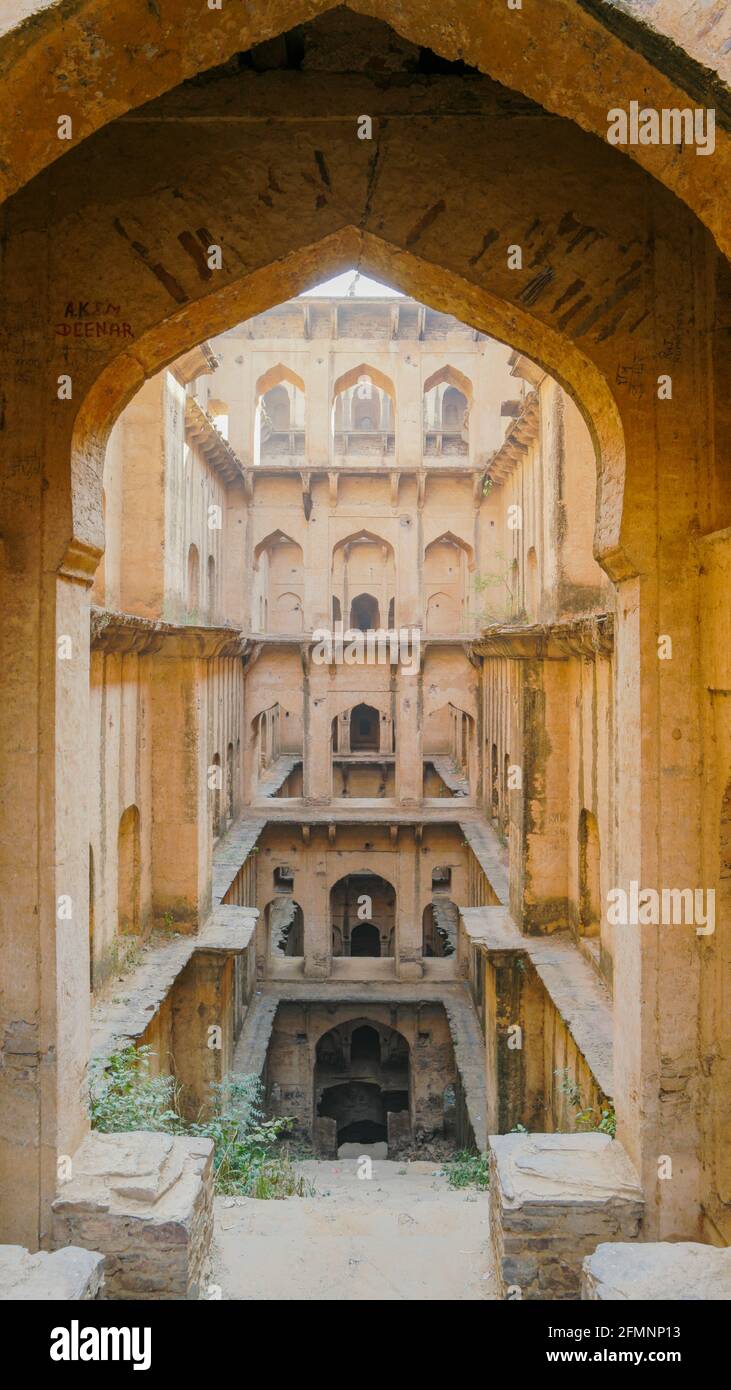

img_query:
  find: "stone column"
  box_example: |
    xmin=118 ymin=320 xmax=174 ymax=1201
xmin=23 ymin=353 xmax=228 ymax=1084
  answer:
xmin=397 ymin=830 xmax=423 ymax=980
xmin=304 ymin=847 xmax=331 ymax=979
xmin=303 ymin=654 xmax=332 ymax=802
xmin=150 ymin=639 xmax=211 ymax=932
xmin=396 ymin=663 xmax=422 ymax=804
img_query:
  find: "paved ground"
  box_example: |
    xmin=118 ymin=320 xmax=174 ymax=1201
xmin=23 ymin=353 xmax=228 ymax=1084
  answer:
xmin=213 ymin=1157 xmax=497 ymax=1301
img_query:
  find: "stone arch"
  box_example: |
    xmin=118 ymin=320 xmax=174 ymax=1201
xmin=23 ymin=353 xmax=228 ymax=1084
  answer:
xmin=253 ymin=531 xmax=304 ymax=633
xmin=332 ymin=528 xmax=395 ymax=633
xmin=1 ymin=1 xmax=725 ymax=259
xmin=424 ymin=532 xmax=473 ymax=632
xmin=423 ymin=365 xmax=472 ymax=452
xmin=332 ymin=362 xmax=396 ymax=404
xmin=69 ymin=228 xmax=627 ymax=586
xmin=255 ymin=363 xmax=306 ymax=399
xmin=329 ymin=872 xmax=397 ymax=957
xmin=423 ymin=364 xmax=474 ymax=407
xmin=425 ymin=590 xmax=460 ymax=633
xmin=331 ymin=699 xmax=393 ymax=755
xmin=332 ymin=362 xmax=395 ymax=449
xmin=12 ymin=28 xmax=723 ymax=1238
xmin=255 ymin=364 xmax=306 ymax=460
xmin=265 ymin=897 xmax=305 ymax=958
xmin=349 ymin=592 xmax=380 ymax=631
xmin=314 ymin=1015 xmax=411 ymax=1149
xmin=186 ymin=543 xmax=200 ymax=615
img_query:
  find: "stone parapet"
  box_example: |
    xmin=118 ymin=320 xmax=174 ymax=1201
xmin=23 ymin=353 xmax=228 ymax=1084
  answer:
xmin=0 ymin=1245 xmax=105 ymax=1300
xmin=52 ymin=1132 xmax=215 ymax=1301
xmin=582 ymin=1241 xmax=731 ymax=1300
xmin=489 ymin=1132 xmax=643 ymax=1300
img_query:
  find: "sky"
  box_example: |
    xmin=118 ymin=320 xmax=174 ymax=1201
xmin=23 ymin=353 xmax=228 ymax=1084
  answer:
xmin=300 ymin=269 xmax=403 ymax=298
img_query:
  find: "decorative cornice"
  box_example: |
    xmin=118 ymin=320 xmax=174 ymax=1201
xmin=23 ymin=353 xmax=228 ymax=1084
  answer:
xmin=184 ymin=397 xmax=244 ymax=483
xmin=485 ymin=391 xmax=539 ymax=485
xmin=90 ymin=607 xmax=250 ymax=659
xmin=472 ymin=612 xmax=614 ymax=660
xmin=171 ymin=342 xmax=218 ymax=386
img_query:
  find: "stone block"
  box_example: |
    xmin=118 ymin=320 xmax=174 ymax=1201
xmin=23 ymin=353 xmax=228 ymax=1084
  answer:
xmin=582 ymin=1241 xmax=731 ymax=1300
xmin=52 ymin=1131 xmax=215 ymax=1300
xmin=489 ymin=1132 xmax=643 ymax=1300
xmin=0 ymin=1245 xmax=105 ymax=1300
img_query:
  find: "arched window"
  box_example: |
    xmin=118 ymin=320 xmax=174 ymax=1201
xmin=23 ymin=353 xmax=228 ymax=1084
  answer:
xmin=423 ymin=366 xmax=472 ymax=455
xmin=526 ymin=546 xmax=538 ymax=617
xmin=350 ymin=593 xmax=380 ymax=630
xmin=578 ymin=809 xmax=601 ymax=937
xmin=211 ymin=752 xmax=222 ymax=839
xmin=442 ymin=385 xmax=467 ymax=433
xmin=350 ymin=703 xmax=380 ymax=752
xmin=350 ymin=1025 xmax=381 ymax=1062
xmin=207 ymin=553 xmax=216 ymax=621
xmin=350 ymin=921 xmax=381 ymax=957
xmin=187 ymin=543 xmax=200 ymax=615
xmin=262 ymin=383 xmax=290 ymax=431
xmin=117 ymin=806 xmax=141 ymax=935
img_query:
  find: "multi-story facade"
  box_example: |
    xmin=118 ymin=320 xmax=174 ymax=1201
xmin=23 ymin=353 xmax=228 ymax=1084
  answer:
xmin=84 ymin=291 xmax=618 ymax=1171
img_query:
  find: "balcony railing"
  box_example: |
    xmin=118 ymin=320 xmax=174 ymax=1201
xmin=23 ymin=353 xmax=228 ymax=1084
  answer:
xmin=260 ymin=429 xmax=306 ymax=457
xmin=423 ymin=430 xmax=469 ymax=456
xmin=333 ymin=429 xmax=395 ymax=456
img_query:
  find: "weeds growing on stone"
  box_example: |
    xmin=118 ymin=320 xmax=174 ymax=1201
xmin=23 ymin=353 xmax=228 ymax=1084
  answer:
xmin=442 ymin=1149 xmax=490 ymax=1190
xmin=89 ymin=1045 xmax=312 ymax=1198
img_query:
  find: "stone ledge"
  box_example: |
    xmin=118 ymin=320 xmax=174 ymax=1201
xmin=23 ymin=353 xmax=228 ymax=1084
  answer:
xmin=52 ymin=1132 xmax=215 ymax=1301
xmin=90 ymin=908 xmax=258 ymax=1066
xmin=0 ymin=1245 xmax=105 ymax=1301
xmin=582 ymin=1241 xmax=731 ymax=1300
xmin=489 ymin=1133 xmax=643 ymax=1300
xmin=462 ymin=906 xmax=612 ymax=1098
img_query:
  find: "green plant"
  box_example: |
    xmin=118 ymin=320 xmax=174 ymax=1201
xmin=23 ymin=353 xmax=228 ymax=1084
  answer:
xmin=442 ymin=1149 xmax=489 ymax=1191
xmin=188 ymin=1076 xmax=312 ymax=1198
xmin=555 ymin=1068 xmax=616 ymax=1138
xmin=89 ymin=1045 xmax=182 ymax=1135
xmin=472 ymin=553 xmax=515 ymax=623
xmin=89 ymin=1045 xmax=311 ymax=1198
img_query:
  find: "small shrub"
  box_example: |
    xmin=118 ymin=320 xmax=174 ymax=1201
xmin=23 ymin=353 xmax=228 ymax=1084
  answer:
xmin=89 ymin=1046 xmax=311 ymax=1198
xmin=89 ymin=1045 xmax=182 ymax=1135
xmin=555 ymin=1068 xmax=616 ymax=1138
xmin=442 ymin=1149 xmax=489 ymax=1191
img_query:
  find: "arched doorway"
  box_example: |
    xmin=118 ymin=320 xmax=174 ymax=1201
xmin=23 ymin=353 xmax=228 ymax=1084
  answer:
xmin=349 ymin=592 xmax=380 ymax=630
xmin=330 ymin=874 xmax=396 ymax=957
xmin=350 ymin=703 xmax=380 ymax=751
xmin=315 ymin=1019 xmax=410 ymax=1154
xmin=350 ymin=921 xmax=381 ymax=957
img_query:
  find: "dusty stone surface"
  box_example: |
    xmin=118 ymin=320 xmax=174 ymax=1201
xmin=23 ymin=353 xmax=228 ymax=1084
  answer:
xmin=213 ymin=1158 xmax=496 ymax=1301
xmin=582 ymin=1241 xmax=731 ymax=1301
xmin=490 ymin=1133 xmax=643 ymax=1300
xmin=0 ymin=1245 xmax=105 ymax=1301
xmin=52 ymin=1132 xmax=215 ymax=1301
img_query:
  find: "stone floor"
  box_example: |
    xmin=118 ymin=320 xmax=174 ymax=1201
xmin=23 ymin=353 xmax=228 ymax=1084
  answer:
xmin=213 ymin=1157 xmax=497 ymax=1300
